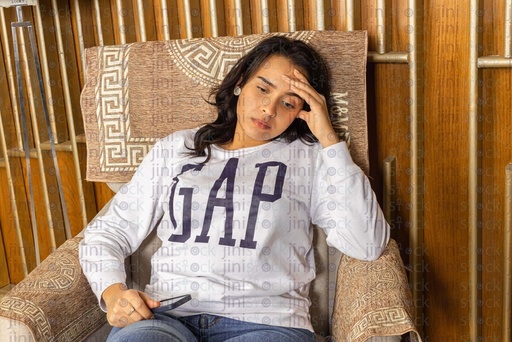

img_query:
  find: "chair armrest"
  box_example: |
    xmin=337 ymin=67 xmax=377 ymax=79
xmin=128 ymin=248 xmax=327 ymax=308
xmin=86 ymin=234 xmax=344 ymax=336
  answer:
xmin=331 ymin=239 xmax=421 ymax=342
xmin=0 ymin=237 xmax=107 ymax=342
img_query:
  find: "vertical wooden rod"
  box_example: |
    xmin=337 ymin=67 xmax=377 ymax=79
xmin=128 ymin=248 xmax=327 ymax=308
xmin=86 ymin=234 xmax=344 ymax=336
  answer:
xmin=33 ymin=3 xmax=58 ymax=142
xmin=115 ymin=0 xmax=126 ymax=44
xmin=469 ymin=0 xmax=482 ymax=340
xmin=383 ymin=156 xmax=396 ymax=227
xmin=287 ymin=0 xmax=296 ymax=32
xmin=376 ymin=0 xmax=386 ymax=54
xmin=136 ymin=0 xmax=147 ymax=42
xmin=0 ymin=9 xmax=23 ymax=149
xmin=0 ymin=110 xmax=28 ymax=276
xmin=234 ymin=0 xmax=243 ymax=35
xmin=72 ymin=0 xmax=86 ymax=78
xmin=505 ymin=0 xmax=512 ymax=58
xmin=408 ymin=0 xmax=424 ymax=335
xmin=183 ymin=0 xmax=193 ymax=38
xmin=345 ymin=0 xmax=354 ymax=31
xmin=209 ymin=0 xmax=218 ymax=37
xmin=315 ymin=0 xmax=324 ymax=30
xmin=93 ymin=0 xmax=104 ymax=46
xmin=504 ymin=164 xmax=512 ymax=342
xmin=160 ymin=0 xmax=170 ymax=40
xmin=12 ymin=6 xmax=41 ymax=265
xmin=260 ymin=0 xmax=270 ymax=33
xmin=50 ymin=0 xmax=88 ymax=228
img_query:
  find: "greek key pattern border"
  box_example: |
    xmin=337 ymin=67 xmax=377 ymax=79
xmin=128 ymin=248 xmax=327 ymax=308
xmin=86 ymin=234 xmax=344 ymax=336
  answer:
xmin=19 ymin=253 xmax=78 ymax=292
xmin=165 ymin=31 xmax=316 ymax=88
xmin=95 ymin=45 xmax=155 ymax=173
xmin=349 ymin=307 xmax=413 ymax=340
xmin=0 ymin=297 xmax=52 ymax=341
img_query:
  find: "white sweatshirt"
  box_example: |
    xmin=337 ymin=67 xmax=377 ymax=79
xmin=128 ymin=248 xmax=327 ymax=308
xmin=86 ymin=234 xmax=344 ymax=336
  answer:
xmin=79 ymin=129 xmax=389 ymax=332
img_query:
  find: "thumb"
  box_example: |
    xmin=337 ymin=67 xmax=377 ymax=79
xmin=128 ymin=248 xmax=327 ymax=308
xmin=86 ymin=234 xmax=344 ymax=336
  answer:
xmin=138 ymin=291 xmax=160 ymax=309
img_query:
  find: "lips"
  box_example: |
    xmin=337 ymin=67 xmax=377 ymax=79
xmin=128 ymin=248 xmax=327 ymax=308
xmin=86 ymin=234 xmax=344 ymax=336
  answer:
xmin=252 ymin=118 xmax=270 ymax=129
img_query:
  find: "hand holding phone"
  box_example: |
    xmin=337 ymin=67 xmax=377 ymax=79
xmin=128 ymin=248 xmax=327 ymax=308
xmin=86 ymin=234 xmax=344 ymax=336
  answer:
xmin=151 ymin=294 xmax=192 ymax=314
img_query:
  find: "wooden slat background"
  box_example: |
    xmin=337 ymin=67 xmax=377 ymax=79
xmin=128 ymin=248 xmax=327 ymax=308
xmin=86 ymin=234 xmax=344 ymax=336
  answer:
xmin=0 ymin=1 xmax=510 ymax=340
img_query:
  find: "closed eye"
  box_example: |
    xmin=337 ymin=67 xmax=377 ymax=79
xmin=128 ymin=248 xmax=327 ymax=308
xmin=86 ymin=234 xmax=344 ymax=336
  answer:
xmin=257 ymin=85 xmax=269 ymax=94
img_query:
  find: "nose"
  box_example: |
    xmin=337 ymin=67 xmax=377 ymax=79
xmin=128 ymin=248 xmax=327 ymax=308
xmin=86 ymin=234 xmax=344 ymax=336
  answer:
xmin=261 ymin=97 xmax=277 ymax=119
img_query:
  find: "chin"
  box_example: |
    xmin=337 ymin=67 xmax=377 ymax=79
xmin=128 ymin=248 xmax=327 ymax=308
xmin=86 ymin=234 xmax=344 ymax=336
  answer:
xmin=257 ymin=132 xmax=275 ymax=142
xmin=244 ymin=128 xmax=272 ymax=141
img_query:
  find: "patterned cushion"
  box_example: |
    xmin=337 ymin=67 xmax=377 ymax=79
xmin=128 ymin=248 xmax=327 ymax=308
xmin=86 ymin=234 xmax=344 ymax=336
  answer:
xmin=0 ymin=238 xmax=106 ymax=341
xmin=331 ymin=239 xmax=421 ymax=341
xmin=81 ymin=30 xmax=369 ymax=182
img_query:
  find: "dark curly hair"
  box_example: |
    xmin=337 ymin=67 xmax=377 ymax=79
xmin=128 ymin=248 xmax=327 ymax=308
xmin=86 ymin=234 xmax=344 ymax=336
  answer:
xmin=189 ymin=35 xmax=331 ymax=163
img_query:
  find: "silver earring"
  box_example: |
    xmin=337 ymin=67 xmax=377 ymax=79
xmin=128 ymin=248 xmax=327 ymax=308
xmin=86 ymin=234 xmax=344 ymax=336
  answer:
xmin=234 ymin=86 xmax=241 ymax=96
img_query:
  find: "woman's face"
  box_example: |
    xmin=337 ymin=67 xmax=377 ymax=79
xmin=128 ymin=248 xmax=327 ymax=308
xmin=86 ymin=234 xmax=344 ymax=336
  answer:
xmin=230 ymin=55 xmax=305 ymax=149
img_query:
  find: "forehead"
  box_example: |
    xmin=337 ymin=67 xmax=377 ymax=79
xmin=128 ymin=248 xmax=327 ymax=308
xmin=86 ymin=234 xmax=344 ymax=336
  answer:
xmin=254 ymin=55 xmax=297 ymax=77
xmin=249 ymin=54 xmax=310 ymax=83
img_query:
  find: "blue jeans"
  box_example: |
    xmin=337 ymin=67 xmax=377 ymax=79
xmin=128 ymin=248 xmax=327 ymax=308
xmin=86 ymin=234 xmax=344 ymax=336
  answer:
xmin=107 ymin=313 xmax=316 ymax=342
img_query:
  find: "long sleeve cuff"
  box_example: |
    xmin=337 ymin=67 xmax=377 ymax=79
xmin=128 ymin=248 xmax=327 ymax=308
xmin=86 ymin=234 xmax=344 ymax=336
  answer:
xmin=79 ymin=255 xmax=127 ymax=312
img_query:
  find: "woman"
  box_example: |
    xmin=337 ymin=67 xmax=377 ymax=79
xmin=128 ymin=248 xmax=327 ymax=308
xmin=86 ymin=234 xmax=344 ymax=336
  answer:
xmin=80 ymin=36 xmax=390 ymax=342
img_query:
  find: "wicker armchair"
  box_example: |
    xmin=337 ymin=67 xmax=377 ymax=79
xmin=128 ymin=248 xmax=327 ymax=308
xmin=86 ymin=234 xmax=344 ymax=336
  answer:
xmin=0 ymin=30 xmax=420 ymax=342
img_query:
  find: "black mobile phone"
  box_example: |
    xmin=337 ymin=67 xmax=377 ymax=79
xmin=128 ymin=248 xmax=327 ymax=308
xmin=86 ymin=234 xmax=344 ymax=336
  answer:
xmin=151 ymin=294 xmax=192 ymax=314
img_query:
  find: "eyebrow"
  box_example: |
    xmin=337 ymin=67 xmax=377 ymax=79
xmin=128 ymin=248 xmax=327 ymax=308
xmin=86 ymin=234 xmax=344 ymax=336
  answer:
xmin=257 ymin=76 xmax=303 ymax=101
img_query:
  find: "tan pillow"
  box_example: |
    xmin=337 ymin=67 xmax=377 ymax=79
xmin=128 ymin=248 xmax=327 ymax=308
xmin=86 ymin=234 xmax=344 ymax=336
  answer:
xmin=81 ymin=30 xmax=369 ymax=183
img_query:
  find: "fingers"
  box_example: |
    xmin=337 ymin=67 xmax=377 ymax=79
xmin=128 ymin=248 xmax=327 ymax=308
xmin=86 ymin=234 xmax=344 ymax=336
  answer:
xmin=126 ymin=305 xmax=136 ymax=317
xmin=105 ymin=289 xmax=155 ymax=327
xmin=282 ymin=70 xmax=326 ymax=109
xmin=140 ymin=291 xmax=161 ymax=308
xmin=117 ymin=303 xmax=144 ymax=326
xmin=282 ymin=69 xmax=339 ymax=147
xmin=130 ymin=293 xmax=155 ymax=320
